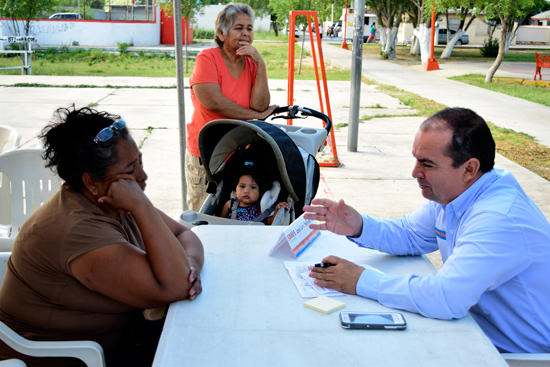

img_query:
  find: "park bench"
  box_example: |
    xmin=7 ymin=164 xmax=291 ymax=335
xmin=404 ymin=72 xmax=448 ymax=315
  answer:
xmin=534 ymin=52 xmax=550 ymax=80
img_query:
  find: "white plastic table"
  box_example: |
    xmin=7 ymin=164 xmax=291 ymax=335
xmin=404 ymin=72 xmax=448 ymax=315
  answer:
xmin=153 ymin=225 xmax=507 ymax=367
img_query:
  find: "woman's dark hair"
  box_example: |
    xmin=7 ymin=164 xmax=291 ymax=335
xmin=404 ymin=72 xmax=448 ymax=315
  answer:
xmin=40 ymin=106 xmax=130 ymax=191
xmin=421 ymin=107 xmax=495 ymax=173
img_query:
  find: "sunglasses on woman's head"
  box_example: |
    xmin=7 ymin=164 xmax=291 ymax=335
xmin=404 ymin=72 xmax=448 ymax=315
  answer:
xmin=93 ymin=119 xmax=126 ymax=143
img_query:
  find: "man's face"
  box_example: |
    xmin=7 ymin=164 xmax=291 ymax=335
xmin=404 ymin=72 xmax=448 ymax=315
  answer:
xmin=411 ymin=127 xmax=469 ymax=205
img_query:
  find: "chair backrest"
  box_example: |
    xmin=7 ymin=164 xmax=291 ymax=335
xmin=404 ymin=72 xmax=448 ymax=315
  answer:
xmin=0 ymin=125 xmax=22 ymax=225
xmin=0 ymin=252 xmax=106 ymax=367
xmin=0 ymin=252 xmax=10 ymax=284
xmin=0 ymin=149 xmax=62 ymax=250
xmin=0 ymin=125 xmax=21 ymax=154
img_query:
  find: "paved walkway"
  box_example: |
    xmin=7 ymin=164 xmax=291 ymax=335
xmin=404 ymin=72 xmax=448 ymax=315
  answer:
xmin=314 ymin=42 xmax=550 ymax=149
xmin=1 ymin=43 xmax=550 ymax=268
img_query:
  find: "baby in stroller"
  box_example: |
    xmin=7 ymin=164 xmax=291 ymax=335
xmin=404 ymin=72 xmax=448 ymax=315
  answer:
xmin=219 ymin=165 xmax=290 ymax=224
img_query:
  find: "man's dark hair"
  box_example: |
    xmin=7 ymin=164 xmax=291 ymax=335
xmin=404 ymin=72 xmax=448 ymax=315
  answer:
xmin=421 ymin=107 xmax=495 ymax=173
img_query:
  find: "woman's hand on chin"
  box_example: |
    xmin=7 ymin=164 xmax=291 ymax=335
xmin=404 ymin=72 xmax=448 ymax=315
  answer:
xmin=99 ymin=178 xmax=151 ymax=214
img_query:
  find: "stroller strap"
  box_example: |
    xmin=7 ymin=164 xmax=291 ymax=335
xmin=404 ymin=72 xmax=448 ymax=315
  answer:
xmin=253 ymin=202 xmax=278 ymax=223
xmin=230 ymin=198 xmax=239 ymax=220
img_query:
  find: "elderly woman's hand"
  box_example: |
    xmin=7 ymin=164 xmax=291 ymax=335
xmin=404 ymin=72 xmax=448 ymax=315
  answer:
xmin=236 ymin=41 xmax=264 ymax=66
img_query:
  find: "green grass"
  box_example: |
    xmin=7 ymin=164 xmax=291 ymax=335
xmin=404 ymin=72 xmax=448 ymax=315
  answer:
xmin=449 ymin=74 xmax=550 ymax=107
xmin=360 ymin=43 xmax=539 ymax=64
xmin=0 ymin=43 xmax=351 ymax=80
xmin=0 ymin=48 xmax=185 ymax=77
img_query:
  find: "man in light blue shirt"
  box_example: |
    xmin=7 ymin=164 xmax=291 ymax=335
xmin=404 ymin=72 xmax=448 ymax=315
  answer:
xmin=305 ymin=107 xmax=550 ymax=354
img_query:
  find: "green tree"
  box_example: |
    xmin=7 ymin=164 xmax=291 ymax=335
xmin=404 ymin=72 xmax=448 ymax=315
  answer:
xmin=430 ymin=0 xmax=479 ymax=59
xmin=268 ymin=0 xmax=346 ymax=30
xmin=0 ymin=0 xmax=58 ymax=39
xmin=367 ymin=0 xmax=411 ymax=59
xmin=474 ymin=0 xmax=535 ymax=82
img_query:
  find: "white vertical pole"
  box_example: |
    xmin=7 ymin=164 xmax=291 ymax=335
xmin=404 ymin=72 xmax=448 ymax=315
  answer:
xmin=347 ymin=0 xmax=365 ymax=152
xmin=174 ymin=0 xmax=187 ymax=210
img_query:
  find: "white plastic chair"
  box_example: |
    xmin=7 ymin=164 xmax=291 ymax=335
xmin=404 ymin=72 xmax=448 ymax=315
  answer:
xmin=0 ymin=252 xmax=105 ymax=367
xmin=0 ymin=125 xmax=21 ymax=154
xmin=0 ymin=149 xmax=63 ymax=251
xmin=502 ymin=353 xmax=550 ymax=367
xmin=0 ymin=125 xmax=22 ymax=226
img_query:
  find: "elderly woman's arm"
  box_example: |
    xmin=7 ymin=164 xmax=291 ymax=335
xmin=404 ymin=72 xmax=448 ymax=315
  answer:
xmin=193 ymin=83 xmax=277 ymax=120
xmin=70 ymin=179 xmax=204 ymax=308
xmin=236 ymin=41 xmax=270 ymax=111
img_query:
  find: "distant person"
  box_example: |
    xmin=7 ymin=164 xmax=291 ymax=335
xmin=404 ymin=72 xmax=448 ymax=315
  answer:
xmin=366 ymin=22 xmax=377 ymax=43
xmin=187 ymin=3 xmax=278 ymax=211
xmin=318 ymin=24 xmax=323 ymax=39
xmin=305 ymin=107 xmax=550 ymax=353
xmin=0 ymin=107 xmax=204 ymax=366
xmin=220 ymin=168 xmax=289 ymax=224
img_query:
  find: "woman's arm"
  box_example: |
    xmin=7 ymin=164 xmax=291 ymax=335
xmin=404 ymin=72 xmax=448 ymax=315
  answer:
xmin=158 ymin=210 xmax=204 ymax=300
xmin=193 ymin=83 xmax=276 ymax=120
xmin=70 ymin=179 xmax=204 ymax=308
xmin=235 ymin=41 xmax=270 ymax=112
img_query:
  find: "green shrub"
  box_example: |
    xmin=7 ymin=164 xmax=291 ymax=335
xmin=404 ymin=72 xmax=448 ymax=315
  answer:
xmin=481 ymin=36 xmax=499 ymax=58
xmin=193 ymin=28 xmax=215 ymax=40
xmin=118 ymin=42 xmax=133 ymax=54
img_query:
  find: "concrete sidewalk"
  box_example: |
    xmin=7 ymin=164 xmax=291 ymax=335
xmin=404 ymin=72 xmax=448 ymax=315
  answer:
xmin=1 ymin=46 xmax=549 ymax=250
xmin=316 ymin=43 xmax=550 ymax=149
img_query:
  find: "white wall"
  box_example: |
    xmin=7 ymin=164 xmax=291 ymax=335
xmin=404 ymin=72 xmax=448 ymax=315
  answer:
xmin=194 ymin=4 xmax=271 ymax=31
xmin=0 ymin=6 xmax=161 ymax=47
xmin=517 ymin=25 xmax=550 ymax=44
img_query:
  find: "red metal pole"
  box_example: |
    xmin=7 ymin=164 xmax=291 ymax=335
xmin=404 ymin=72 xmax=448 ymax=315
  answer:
xmin=341 ymin=0 xmax=349 ymax=50
xmin=424 ymin=5 xmax=439 ymax=71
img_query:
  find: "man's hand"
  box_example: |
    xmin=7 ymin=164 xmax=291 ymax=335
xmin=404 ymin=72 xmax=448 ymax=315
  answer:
xmin=309 ymin=256 xmax=364 ymax=295
xmin=303 ymin=198 xmax=363 ymax=237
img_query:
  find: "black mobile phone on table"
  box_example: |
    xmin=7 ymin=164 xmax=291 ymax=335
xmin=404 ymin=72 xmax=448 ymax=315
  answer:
xmin=340 ymin=311 xmax=407 ymax=330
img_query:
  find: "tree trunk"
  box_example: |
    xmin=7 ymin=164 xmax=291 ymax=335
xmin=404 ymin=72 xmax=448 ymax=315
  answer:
xmin=382 ymin=26 xmax=399 ymax=59
xmin=410 ymin=36 xmax=420 ymax=55
xmin=505 ymin=21 xmax=519 ymax=52
xmin=415 ymin=23 xmax=431 ymax=64
xmin=441 ymin=30 xmax=465 ymax=59
xmin=485 ymin=16 xmax=510 ymax=83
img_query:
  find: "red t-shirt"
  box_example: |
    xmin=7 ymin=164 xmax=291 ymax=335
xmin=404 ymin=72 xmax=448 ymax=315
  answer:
xmin=188 ymin=47 xmax=258 ymax=157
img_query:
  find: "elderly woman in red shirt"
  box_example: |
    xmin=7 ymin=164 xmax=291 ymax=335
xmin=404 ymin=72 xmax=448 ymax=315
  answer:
xmin=186 ymin=3 xmax=278 ymax=211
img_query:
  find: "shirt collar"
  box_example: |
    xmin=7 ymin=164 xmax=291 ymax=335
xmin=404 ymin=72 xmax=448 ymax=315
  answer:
xmin=446 ymin=169 xmax=499 ymax=219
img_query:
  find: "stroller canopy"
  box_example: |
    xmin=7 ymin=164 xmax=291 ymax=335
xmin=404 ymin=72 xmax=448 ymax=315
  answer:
xmin=198 ymin=119 xmax=313 ymax=215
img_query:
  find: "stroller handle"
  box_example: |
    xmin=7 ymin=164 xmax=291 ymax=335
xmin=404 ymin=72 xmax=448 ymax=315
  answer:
xmin=266 ymin=106 xmax=332 ymax=135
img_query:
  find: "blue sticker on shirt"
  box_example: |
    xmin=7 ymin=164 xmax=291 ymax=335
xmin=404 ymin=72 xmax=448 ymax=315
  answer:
xmin=436 ymin=227 xmax=446 ymax=240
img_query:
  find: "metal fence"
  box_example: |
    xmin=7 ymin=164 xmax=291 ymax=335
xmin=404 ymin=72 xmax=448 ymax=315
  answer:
xmin=0 ymin=36 xmax=36 ymax=75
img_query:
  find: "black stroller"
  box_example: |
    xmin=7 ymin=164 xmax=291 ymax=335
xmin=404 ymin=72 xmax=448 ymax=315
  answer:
xmin=178 ymin=106 xmax=332 ymax=227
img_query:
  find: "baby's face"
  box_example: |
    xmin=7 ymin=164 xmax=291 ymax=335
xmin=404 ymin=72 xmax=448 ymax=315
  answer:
xmin=236 ymin=175 xmax=260 ymax=207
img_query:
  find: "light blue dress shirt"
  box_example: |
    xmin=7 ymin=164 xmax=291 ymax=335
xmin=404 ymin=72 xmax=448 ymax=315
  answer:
xmin=350 ymin=169 xmax=550 ymax=353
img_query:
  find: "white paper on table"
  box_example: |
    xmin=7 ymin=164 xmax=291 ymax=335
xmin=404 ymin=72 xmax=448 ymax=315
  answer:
xmin=283 ymin=261 xmax=342 ymax=298
xmin=283 ymin=261 xmax=384 ymax=298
